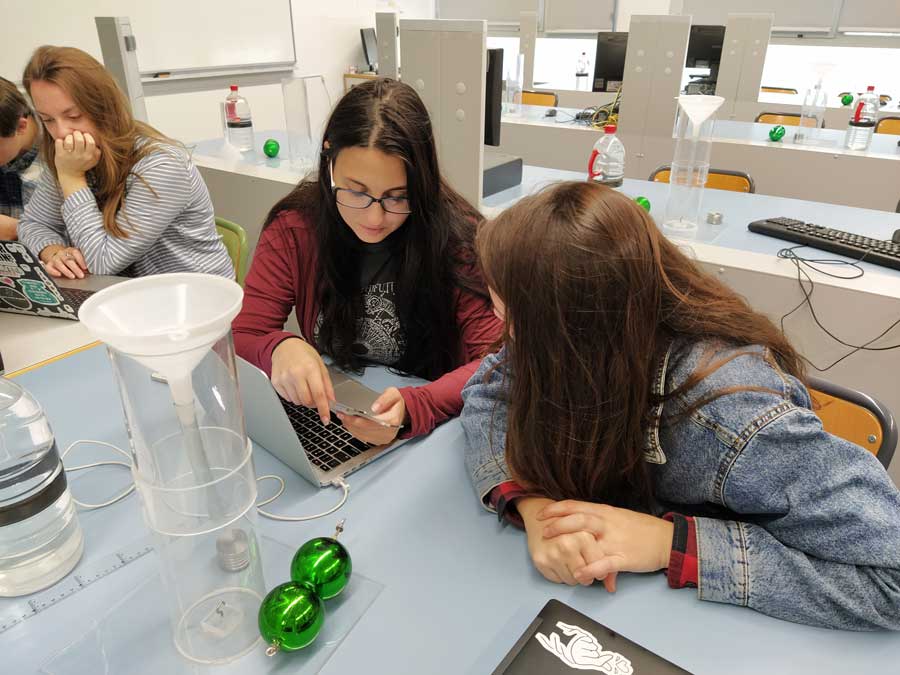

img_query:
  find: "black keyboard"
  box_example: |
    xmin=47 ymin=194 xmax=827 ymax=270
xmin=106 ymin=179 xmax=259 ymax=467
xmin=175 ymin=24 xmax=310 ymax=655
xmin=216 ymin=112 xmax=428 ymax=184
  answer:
xmin=748 ymin=217 xmax=900 ymax=272
xmin=59 ymin=286 xmax=95 ymax=312
xmin=278 ymin=398 xmax=373 ymax=473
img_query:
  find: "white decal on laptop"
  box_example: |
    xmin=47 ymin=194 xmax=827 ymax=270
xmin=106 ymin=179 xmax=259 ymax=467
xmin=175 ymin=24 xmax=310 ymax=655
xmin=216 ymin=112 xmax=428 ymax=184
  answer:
xmin=535 ymin=621 xmax=633 ymax=674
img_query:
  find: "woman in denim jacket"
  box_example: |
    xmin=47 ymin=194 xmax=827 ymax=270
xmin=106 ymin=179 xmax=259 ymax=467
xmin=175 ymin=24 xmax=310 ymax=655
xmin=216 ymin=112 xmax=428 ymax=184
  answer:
xmin=461 ymin=181 xmax=900 ymax=630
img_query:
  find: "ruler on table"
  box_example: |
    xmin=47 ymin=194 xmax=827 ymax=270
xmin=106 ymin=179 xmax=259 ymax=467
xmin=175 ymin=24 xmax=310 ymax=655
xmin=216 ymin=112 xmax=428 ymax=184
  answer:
xmin=0 ymin=537 xmax=154 ymax=634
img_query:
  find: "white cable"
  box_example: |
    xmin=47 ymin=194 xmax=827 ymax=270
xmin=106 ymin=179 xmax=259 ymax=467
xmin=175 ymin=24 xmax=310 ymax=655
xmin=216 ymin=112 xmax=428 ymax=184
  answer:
xmin=60 ymin=439 xmax=351 ymax=521
xmin=255 ymin=475 xmax=351 ymax=522
xmin=61 ymin=440 xmax=135 ymax=509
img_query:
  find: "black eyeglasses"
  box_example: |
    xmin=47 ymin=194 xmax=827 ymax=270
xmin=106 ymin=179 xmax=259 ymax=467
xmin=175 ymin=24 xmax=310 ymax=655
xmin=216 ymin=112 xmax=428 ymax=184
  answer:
xmin=333 ymin=187 xmax=412 ymax=214
xmin=329 ymin=158 xmax=412 ymax=214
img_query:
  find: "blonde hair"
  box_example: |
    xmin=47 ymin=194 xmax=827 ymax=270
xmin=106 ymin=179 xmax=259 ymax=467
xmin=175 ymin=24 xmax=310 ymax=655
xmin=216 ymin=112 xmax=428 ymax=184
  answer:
xmin=23 ymin=46 xmax=175 ymax=238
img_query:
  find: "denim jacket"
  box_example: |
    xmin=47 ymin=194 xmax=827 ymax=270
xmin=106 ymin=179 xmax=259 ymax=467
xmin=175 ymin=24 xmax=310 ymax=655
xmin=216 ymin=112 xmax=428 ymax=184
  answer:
xmin=461 ymin=341 xmax=900 ymax=630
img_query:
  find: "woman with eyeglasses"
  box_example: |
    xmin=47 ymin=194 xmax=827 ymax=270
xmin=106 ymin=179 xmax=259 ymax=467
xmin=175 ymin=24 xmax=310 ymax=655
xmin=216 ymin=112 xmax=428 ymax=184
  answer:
xmin=232 ymin=79 xmax=502 ymax=445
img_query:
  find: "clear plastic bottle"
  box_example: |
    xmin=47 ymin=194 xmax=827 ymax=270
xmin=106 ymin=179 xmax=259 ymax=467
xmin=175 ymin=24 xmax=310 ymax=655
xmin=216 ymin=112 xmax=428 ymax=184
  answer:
xmin=845 ymin=85 xmax=878 ymax=151
xmin=0 ymin=378 xmax=83 ymax=597
xmin=588 ymin=124 xmax=625 ymax=187
xmin=224 ymin=85 xmax=254 ymax=152
xmin=576 ymin=52 xmax=591 ymax=91
xmin=794 ymin=79 xmax=826 ymax=144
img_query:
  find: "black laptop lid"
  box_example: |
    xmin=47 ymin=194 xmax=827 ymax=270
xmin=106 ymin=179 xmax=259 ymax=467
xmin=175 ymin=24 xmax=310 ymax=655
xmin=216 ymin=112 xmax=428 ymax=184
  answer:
xmin=0 ymin=240 xmax=79 ymax=320
xmin=493 ymin=599 xmax=692 ymax=675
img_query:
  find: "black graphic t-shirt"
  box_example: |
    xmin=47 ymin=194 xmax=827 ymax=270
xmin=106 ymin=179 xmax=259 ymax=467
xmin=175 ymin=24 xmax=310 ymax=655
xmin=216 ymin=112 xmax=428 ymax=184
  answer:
xmin=313 ymin=241 xmax=404 ymax=366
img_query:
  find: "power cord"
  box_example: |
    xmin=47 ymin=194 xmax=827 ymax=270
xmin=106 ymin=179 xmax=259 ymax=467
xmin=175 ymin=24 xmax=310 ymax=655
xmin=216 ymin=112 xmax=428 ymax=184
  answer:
xmin=256 ymin=475 xmax=350 ymax=522
xmin=61 ymin=441 xmax=352 ymax=521
xmin=777 ymin=246 xmax=900 ymax=371
xmin=62 ymin=440 xmax=135 ymax=509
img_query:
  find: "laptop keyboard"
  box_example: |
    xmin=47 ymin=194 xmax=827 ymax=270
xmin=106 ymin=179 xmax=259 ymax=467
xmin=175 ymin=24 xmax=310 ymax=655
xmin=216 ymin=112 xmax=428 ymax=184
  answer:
xmin=59 ymin=287 xmax=95 ymax=312
xmin=279 ymin=398 xmax=374 ymax=472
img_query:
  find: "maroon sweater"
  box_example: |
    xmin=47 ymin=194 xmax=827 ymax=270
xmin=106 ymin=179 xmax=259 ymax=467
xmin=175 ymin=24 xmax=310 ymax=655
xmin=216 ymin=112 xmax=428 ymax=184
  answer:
xmin=232 ymin=209 xmax=503 ymax=438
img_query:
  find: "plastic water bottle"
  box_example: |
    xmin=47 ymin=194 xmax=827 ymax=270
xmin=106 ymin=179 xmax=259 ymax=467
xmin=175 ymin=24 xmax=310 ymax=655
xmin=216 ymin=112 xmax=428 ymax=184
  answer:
xmin=794 ymin=79 xmax=826 ymax=144
xmin=224 ymin=85 xmax=254 ymax=152
xmin=0 ymin=377 xmax=83 ymax=596
xmin=576 ymin=52 xmax=591 ymax=91
xmin=588 ymin=124 xmax=625 ymax=187
xmin=845 ymin=85 xmax=877 ymax=151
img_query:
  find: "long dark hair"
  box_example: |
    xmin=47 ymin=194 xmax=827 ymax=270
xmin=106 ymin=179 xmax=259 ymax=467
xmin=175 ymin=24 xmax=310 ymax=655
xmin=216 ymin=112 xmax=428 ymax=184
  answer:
xmin=265 ymin=78 xmax=485 ymax=379
xmin=477 ymin=181 xmax=804 ymax=509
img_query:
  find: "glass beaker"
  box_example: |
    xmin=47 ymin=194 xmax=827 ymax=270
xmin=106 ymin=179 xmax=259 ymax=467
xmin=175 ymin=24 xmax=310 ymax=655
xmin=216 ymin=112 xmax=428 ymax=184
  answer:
xmin=282 ymin=75 xmax=332 ymax=170
xmin=662 ymin=95 xmax=725 ymax=239
xmin=505 ymin=53 xmax=525 ymax=115
xmin=78 ymin=274 xmax=265 ymax=666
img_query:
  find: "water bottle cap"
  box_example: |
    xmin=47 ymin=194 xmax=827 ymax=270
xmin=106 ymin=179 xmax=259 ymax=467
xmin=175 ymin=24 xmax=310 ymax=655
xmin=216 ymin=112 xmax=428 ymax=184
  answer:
xmin=604 ymin=124 xmax=617 ymax=134
xmin=867 ymin=85 xmax=875 ymax=92
xmin=230 ymin=84 xmax=239 ymax=91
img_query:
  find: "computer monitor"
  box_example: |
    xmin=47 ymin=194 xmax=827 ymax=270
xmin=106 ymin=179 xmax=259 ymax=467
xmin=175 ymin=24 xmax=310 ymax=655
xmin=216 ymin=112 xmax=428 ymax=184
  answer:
xmin=592 ymin=32 xmax=628 ymax=93
xmin=484 ymin=48 xmax=503 ymax=146
xmin=685 ymin=25 xmax=724 ymax=74
xmin=360 ymin=27 xmax=378 ymax=73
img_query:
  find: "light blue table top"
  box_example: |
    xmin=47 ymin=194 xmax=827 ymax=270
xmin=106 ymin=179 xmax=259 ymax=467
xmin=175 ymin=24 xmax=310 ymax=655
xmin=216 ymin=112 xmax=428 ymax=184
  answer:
xmin=3 ymin=346 xmax=900 ymax=674
xmin=483 ymin=166 xmax=900 ymax=279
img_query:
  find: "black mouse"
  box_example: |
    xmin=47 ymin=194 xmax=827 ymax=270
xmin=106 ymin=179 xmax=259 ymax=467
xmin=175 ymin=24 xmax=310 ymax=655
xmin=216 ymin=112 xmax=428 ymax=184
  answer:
xmin=893 ymin=229 xmax=900 ymax=244
xmin=545 ymin=108 xmax=557 ymax=117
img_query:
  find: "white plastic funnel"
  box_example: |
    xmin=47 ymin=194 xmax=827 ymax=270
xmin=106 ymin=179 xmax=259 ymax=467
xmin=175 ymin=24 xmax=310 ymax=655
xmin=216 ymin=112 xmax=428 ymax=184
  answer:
xmin=676 ymin=95 xmax=725 ymax=138
xmin=79 ymin=274 xmax=243 ymax=405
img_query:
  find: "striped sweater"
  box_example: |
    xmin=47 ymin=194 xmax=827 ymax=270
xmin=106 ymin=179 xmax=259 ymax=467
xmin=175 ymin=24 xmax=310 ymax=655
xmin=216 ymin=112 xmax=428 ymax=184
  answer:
xmin=18 ymin=140 xmax=234 ymax=279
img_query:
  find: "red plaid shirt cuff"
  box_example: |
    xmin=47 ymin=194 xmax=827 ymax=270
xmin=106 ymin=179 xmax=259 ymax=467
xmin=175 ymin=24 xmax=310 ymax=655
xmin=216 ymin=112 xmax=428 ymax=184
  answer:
xmin=487 ymin=481 xmax=531 ymax=529
xmin=663 ymin=512 xmax=698 ymax=589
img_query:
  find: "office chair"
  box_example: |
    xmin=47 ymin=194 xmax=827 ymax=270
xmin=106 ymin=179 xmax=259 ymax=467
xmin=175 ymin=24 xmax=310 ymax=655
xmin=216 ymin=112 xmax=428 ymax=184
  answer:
xmin=807 ymin=376 xmax=897 ymax=470
xmin=875 ymin=116 xmax=900 ymax=135
xmin=215 ymin=216 xmax=249 ymax=286
xmin=521 ymin=90 xmax=559 ymax=107
xmin=760 ymin=86 xmax=798 ymax=95
xmin=649 ymin=165 xmax=755 ymax=193
xmin=755 ymin=112 xmax=819 ymax=128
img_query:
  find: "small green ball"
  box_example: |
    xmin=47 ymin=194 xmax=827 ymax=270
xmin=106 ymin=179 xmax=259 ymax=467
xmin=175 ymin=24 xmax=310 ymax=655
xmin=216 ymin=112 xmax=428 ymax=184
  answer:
xmin=290 ymin=536 xmax=352 ymax=600
xmin=841 ymin=93 xmax=854 ymax=106
xmin=262 ymin=138 xmax=280 ymax=158
xmin=258 ymin=581 xmax=325 ymax=653
xmin=634 ymin=196 xmax=651 ymax=213
xmin=768 ymin=125 xmax=786 ymax=142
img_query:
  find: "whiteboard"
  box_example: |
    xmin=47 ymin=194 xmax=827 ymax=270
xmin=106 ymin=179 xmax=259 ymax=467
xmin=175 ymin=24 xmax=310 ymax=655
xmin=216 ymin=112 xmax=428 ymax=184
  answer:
xmin=680 ymin=0 xmax=840 ymax=32
xmin=437 ymin=0 xmax=539 ymax=25
xmin=543 ymin=0 xmax=614 ymax=32
xmin=2 ymin=0 xmax=295 ymax=81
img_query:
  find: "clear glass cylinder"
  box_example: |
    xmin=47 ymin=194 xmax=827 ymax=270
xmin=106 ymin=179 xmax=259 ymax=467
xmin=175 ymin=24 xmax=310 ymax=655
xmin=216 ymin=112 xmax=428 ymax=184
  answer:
xmin=282 ymin=75 xmax=332 ymax=170
xmin=505 ymin=53 xmax=525 ymax=115
xmin=663 ymin=96 xmax=724 ymax=239
xmin=106 ymin=333 xmax=265 ymax=665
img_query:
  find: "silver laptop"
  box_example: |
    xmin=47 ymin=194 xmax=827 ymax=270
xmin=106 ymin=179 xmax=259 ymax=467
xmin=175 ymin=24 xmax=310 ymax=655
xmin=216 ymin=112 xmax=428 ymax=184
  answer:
xmin=237 ymin=356 xmax=409 ymax=487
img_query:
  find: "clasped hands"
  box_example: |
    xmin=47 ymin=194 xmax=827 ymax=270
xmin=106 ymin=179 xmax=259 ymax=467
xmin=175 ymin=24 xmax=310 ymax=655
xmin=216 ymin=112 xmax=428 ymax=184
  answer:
xmin=518 ymin=497 xmax=674 ymax=590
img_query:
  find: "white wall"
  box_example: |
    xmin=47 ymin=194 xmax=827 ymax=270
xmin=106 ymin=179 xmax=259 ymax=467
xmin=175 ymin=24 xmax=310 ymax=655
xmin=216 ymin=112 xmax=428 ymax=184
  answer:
xmin=145 ymin=0 xmax=435 ymax=144
xmin=615 ymin=0 xmax=673 ymax=32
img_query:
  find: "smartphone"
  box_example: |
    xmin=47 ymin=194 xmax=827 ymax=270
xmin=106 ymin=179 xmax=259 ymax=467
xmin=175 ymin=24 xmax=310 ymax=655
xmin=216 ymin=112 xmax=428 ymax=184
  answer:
xmin=330 ymin=401 xmax=402 ymax=429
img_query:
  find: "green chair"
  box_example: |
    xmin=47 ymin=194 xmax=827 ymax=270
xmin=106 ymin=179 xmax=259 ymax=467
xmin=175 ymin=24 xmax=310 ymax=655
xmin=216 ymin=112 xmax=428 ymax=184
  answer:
xmin=215 ymin=217 xmax=249 ymax=286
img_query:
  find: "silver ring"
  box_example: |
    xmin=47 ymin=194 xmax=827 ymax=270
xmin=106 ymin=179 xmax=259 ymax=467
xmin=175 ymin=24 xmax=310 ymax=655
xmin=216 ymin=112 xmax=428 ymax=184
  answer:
xmin=64 ymin=253 xmax=74 ymax=260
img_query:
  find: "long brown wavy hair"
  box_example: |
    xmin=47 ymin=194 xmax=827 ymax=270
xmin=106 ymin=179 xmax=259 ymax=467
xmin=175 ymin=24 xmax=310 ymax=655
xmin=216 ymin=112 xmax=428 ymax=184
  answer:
xmin=477 ymin=181 xmax=803 ymax=509
xmin=23 ymin=46 xmax=173 ymax=238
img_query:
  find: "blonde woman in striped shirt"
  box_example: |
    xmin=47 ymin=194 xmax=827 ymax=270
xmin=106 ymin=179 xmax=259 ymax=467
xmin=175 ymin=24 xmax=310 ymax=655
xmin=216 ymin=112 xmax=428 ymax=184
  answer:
xmin=18 ymin=46 xmax=233 ymax=280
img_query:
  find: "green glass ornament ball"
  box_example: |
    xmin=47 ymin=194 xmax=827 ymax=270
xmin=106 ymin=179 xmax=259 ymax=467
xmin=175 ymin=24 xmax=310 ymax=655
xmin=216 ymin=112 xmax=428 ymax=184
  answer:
xmin=258 ymin=581 xmax=325 ymax=653
xmin=291 ymin=536 xmax=352 ymax=600
xmin=768 ymin=125 xmax=786 ymax=142
xmin=263 ymin=138 xmax=280 ymax=158
xmin=634 ymin=196 xmax=651 ymax=213
xmin=841 ymin=93 xmax=854 ymax=106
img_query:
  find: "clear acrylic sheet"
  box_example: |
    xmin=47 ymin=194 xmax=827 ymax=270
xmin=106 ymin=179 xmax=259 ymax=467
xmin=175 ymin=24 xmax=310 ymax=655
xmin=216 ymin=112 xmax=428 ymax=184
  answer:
xmin=39 ymin=536 xmax=383 ymax=675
